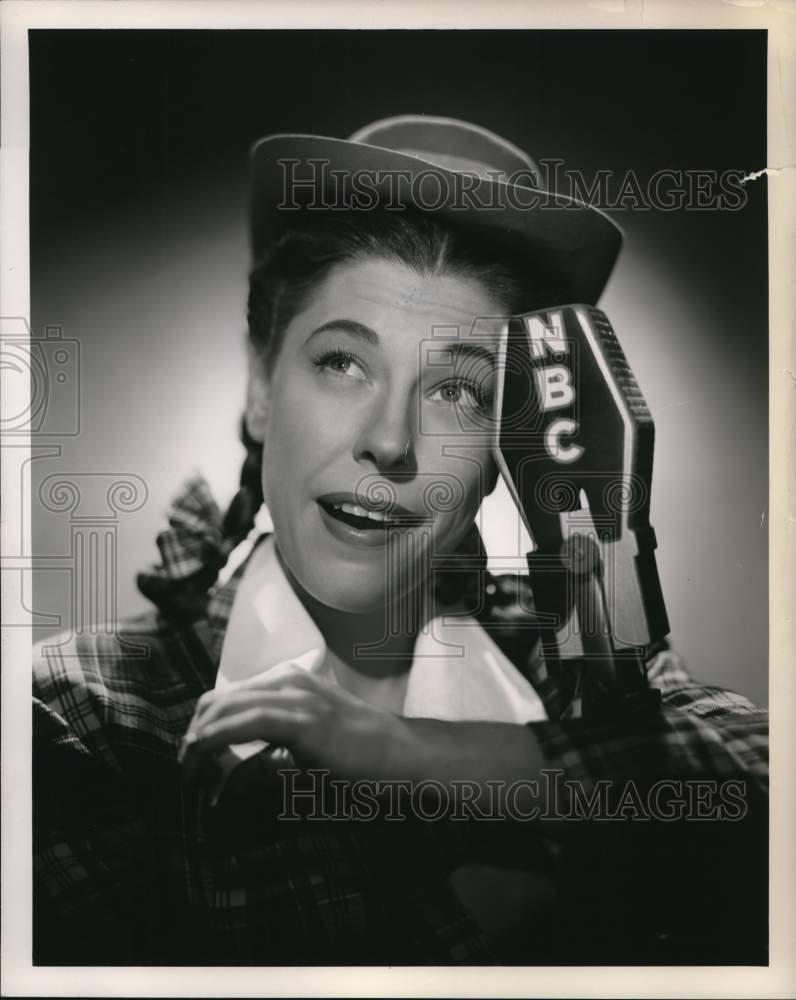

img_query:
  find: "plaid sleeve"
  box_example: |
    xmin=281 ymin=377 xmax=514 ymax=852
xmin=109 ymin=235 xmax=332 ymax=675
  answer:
xmin=31 ymin=624 xmax=210 ymax=965
xmin=32 ymin=693 xmax=163 ymax=963
xmin=531 ymin=649 xmax=769 ymax=801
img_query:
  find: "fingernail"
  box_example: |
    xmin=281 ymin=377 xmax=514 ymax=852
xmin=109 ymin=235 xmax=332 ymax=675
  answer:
xmin=178 ymin=732 xmax=197 ymax=762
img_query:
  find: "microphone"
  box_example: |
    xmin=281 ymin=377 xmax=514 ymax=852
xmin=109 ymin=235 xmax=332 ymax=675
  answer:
xmin=493 ymin=306 xmax=668 ymax=718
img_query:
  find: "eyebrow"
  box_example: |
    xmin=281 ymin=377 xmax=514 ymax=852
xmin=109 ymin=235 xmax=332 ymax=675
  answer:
xmin=441 ymin=342 xmax=497 ymax=369
xmin=307 ymin=319 xmax=497 ymax=368
xmin=307 ymin=319 xmax=379 ymax=345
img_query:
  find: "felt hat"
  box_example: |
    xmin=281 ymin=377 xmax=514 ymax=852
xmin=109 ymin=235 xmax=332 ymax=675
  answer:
xmin=250 ymin=114 xmax=622 ymax=304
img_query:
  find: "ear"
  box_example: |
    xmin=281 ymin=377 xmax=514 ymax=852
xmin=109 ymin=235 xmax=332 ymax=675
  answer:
xmin=245 ymin=342 xmax=270 ymax=444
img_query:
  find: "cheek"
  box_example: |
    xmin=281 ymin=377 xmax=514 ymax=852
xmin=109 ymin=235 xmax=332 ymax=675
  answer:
xmin=260 ymin=375 xmax=358 ymax=508
xmin=423 ymin=446 xmax=495 ymax=550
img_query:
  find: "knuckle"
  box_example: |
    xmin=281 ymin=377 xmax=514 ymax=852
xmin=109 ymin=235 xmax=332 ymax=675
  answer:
xmin=199 ymin=721 xmax=217 ymax=741
xmin=293 ymin=670 xmax=318 ymax=691
xmin=314 ymin=698 xmax=337 ymax=732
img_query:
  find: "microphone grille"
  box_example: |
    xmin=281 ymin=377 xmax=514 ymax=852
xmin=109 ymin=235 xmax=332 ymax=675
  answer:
xmin=586 ymin=307 xmax=652 ymax=425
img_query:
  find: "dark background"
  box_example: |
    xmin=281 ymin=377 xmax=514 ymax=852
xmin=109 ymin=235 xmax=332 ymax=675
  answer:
xmin=29 ymin=30 xmax=768 ymax=703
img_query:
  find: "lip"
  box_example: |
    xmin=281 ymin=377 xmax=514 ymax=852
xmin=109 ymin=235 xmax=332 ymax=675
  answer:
xmin=316 ymin=500 xmax=395 ymax=548
xmin=315 ymin=491 xmax=432 ymax=550
xmin=316 ymin=491 xmax=429 ymax=523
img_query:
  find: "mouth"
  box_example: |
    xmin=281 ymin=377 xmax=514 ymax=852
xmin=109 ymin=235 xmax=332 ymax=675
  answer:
xmin=316 ymin=491 xmax=431 ymax=545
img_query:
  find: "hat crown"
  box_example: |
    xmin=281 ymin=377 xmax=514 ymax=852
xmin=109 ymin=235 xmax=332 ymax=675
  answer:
xmin=348 ymin=115 xmax=539 ymax=186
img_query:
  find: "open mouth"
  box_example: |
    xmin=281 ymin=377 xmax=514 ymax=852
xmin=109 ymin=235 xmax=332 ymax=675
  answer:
xmin=316 ymin=492 xmax=435 ymax=549
xmin=317 ymin=498 xmax=405 ymax=531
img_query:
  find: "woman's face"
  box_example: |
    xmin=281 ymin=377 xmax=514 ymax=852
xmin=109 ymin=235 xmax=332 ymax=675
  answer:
xmin=248 ymin=256 xmax=505 ymax=613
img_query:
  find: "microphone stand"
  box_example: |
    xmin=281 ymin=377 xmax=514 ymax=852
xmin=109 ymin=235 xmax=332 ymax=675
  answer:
xmin=534 ymin=531 xmax=662 ymax=720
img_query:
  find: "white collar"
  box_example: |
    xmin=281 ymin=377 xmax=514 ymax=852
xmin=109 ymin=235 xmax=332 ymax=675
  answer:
xmin=216 ymin=535 xmax=547 ymax=762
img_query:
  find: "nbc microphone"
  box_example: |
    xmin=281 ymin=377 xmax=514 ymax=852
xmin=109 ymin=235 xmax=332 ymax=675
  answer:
xmin=494 ymin=306 xmax=668 ymax=718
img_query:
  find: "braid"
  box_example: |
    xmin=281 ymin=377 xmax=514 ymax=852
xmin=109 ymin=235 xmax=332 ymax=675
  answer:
xmin=137 ymin=420 xmax=265 ymax=624
xmin=222 ymin=419 xmax=265 ymax=549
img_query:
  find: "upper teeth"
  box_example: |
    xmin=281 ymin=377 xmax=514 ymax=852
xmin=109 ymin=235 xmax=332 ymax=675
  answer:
xmin=333 ymin=502 xmax=397 ymax=523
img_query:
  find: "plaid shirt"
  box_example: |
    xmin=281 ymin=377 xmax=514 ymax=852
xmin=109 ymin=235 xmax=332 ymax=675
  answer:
xmin=33 ymin=477 xmax=769 ymax=966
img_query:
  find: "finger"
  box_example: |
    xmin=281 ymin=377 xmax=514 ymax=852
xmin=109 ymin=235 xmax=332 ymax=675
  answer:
xmin=183 ymin=683 xmax=253 ymax=747
xmin=182 ymin=706 xmax=309 ymax=781
xmin=180 ymin=666 xmax=325 ymax=762
xmin=184 ymin=690 xmax=314 ymax=768
xmin=182 ymin=665 xmax=313 ymax=741
xmin=234 ymin=661 xmax=323 ymax=693
xmin=191 ymin=687 xmax=314 ymax=731
xmin=187 ymin=688 xmax=220 ymax=727
xmin=179 ymin=707 xmax=213 ymax=764
xmin=179 ymin=688 xmax=226 ymax=761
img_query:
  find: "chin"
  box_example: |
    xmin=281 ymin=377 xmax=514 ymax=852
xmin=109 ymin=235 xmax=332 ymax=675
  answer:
xmin=306 ymin=577 xmax=388 ymax=614
xmin=302 ymin=566 xmax=400 ymax=614
xmin=324 ymin=591 xmax=390 ymax=615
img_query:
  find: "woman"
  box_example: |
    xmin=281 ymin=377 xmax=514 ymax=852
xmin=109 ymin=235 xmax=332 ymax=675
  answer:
xmin=33 ymin=116 xmax=768 ymax=966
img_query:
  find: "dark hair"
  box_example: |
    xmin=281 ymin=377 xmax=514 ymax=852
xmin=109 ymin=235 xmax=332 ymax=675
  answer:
xmin=140 ymin=209 xmax=562 ymax=620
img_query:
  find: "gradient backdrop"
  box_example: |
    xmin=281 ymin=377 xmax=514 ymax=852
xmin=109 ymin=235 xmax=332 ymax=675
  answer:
xmin=28 ymin=30 xmax=768 ymax=704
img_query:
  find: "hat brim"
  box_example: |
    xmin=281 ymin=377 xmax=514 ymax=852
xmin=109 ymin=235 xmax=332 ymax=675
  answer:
xmin=250 ymin=134 xmax=623 ymax=306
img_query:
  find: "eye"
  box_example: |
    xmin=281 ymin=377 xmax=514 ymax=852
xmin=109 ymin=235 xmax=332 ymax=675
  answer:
xmin=310 ymin=348 xmax=368 ymax=382
xmin=430 ymin=377 xmax=491 ymax=412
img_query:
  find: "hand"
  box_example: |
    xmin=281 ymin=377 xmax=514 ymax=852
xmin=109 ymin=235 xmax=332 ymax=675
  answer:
xmin=180 ymin=662 xmax=552 ymax=821
xmin=179 ymin=661 xmax=407 ymax=785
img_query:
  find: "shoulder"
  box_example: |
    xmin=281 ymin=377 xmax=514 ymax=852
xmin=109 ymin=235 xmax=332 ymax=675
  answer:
xmin=33 ymin=610 xmax=218 ymax=764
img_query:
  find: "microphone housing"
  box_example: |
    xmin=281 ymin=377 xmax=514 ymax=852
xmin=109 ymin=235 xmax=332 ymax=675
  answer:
xmin=492 ymin=305 xmax=670 ymax=668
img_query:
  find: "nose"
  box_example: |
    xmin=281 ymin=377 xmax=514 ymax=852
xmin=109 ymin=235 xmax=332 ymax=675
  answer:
xmin=353 ymin=389 xmax=416 ymax=474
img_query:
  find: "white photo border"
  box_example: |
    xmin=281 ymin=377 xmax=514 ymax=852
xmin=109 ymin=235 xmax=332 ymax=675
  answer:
xmin=2 ymin=2 xmax=793 ymax=997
